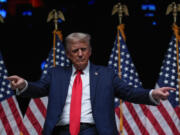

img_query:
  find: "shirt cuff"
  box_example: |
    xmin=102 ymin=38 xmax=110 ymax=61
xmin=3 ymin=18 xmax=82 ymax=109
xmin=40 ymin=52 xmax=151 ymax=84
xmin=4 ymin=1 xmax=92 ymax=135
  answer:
xmin=149 ymin=89 xmax=160 ymax=105
xmin=16 ymin=80 xmax=28 ymax=95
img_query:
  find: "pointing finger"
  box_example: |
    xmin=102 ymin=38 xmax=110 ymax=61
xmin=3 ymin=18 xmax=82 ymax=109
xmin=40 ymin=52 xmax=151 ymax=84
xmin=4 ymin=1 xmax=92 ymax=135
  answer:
xmin=162 ymin=87 xmax=176 ymax=91
xmin=6 ymin=76 xmax=18 ymax=81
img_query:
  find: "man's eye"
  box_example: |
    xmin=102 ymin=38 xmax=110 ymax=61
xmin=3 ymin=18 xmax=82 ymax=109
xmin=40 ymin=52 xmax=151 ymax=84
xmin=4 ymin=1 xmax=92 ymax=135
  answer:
xmin=72 ymin=49 xmax=78 ymax=53
xmin=81 ymin=48 xmax=86 ymax=51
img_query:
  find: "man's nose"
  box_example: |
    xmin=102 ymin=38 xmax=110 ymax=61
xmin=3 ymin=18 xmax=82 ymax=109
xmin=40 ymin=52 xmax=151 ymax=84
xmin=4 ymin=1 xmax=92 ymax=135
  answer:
xmin=77 ymin=49 xmax=82 ymax=56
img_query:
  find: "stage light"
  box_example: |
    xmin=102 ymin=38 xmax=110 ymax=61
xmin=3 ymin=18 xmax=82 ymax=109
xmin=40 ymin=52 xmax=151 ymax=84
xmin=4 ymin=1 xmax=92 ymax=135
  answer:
xmin=41 ymin=61 xmax=46 ymax=70
xmin=144 ymin=13 xmax=154 ymax=17
xmin=0 ymin=9 xmax=6 ymax=18
xmin=88 ymin=0 xmax=95 ymax=5
xmin=58 ymin=18 xmax=63 ymax=23
xmin=141 ymin=4 xmax=156 ymax=11
xmin=148 ymin=4 xmax=156 ymax=11
xmin=0 ymin=0 xmax=7 ymax=18
xmin=141 ymin=3 xmax=156 ymax=19
xmin=141 ymin=5 xmax=148 ymax=10
xmin=0 ymin=0 xmax=7 ymax=2
xmin=22 ymin=11 xmax=32 ymax=16
xmin=152 ymin=21 xmax=157 ymax=26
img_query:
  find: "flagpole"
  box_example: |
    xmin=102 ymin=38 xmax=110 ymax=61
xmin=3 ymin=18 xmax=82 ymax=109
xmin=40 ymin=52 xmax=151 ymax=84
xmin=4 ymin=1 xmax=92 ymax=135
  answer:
xmin=53 ymin=30 xmax=56 ymax=67
xmin=118 ymin=24 xmax=127 ymax=135
xmin=117 ymin=25 xmax=123 ymax=135
xmin=52 ymin=10 xmax=59 ymax=67
xmin=175 ymin=31 xmax=180 ymax=105
xmin=47 ymin=9 xmax=65 ymax=67
xmin=172 ymin=24 xmax=180 ymax=105
xmin=112 ymin=3 xmax=129 ymax=134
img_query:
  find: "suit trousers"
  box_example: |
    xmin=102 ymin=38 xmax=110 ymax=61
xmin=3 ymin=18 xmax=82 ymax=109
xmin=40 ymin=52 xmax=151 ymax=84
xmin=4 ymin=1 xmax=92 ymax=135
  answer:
xmin=52 ymin=123 xmax=98 ymax=135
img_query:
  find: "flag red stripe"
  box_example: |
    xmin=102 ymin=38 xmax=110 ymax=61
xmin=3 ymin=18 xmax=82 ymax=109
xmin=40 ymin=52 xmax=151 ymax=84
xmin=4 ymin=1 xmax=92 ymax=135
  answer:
xmin=157 ymin=103 xmax=179 ymax=134
xmin=0 ymin=102 xmax=14 ymax=135
xmin=26 ymin=107 xmax=43 ymax=134
xmin=125 ymin=102 xmax=149 ymax=135
xmin=115 ymin=107 xmax=120 ymax=117
xmin=8 ymin=97 xmax=30 ymax=135
xmin=115 ymin=107 xmax=134 ymax=135
xmin=123 ymin=114 xmax=135 ymax=135
xmin=34 ymin=98 xmax=47 ymax=118
xmin=174 ymin=106 xmax=180 ymax=120
xmin=140 ymin=104 xmax=165 ymax=135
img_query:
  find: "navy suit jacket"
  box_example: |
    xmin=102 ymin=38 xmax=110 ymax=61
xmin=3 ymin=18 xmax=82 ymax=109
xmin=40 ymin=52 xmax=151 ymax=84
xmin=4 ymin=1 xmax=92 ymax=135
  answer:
xmin=21 ymin=63 xmax=155 ymax=135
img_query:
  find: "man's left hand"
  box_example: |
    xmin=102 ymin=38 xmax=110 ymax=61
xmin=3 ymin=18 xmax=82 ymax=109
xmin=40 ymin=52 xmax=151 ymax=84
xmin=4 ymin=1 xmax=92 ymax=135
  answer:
xmin=152 ymin=87 xmax=176 ymax=101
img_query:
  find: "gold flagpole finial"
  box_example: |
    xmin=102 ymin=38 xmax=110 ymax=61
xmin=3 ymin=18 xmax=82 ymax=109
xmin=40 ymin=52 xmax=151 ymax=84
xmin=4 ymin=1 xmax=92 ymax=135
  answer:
xmin=47 ymin=9 xmax=65 ymax=30
xmin=166 ymin=2 xmax=180 ymax=24
xmin=112 ymin=2 xmax=129 ymax=25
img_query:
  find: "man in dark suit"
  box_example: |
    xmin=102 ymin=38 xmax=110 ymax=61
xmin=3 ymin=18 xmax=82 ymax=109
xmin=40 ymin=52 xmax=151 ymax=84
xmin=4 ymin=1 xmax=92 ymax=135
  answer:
xmin=7 ymin=32 xmax=175 ymax=135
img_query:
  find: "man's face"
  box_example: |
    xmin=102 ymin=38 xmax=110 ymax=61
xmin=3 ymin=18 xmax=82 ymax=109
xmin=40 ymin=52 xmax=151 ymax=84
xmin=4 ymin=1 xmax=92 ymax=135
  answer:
xmin=66 ymin=42 xmax=91 ymax=70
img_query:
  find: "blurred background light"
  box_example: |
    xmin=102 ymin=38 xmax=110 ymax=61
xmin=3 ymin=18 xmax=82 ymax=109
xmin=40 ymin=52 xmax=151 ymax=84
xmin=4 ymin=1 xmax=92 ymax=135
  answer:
xmin=0 ymin=0 xmax=7 ymax=3
xmin=41 ymin=61 xmax=46 ymax=70
xmin=22 ymin=10 xmax=32 ymax=16
xmin=141 ymin=4 xmax=156 ymax=11
xmin=88 ymin=0 xmax=95 ymax=5
xmin=144 ymin=13 xmax=154 ymax=17
xmin=0 ymin=9 xmax=6 ymax=18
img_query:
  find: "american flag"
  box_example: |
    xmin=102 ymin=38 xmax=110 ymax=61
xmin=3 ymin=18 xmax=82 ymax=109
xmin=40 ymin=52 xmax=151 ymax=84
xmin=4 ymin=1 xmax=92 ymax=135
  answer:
xmin=108 ymin=25 xmax=145 ymax=135
xmin=23 ymin=31 xmax=70 ymax=135
xmin=108 ymin=25 xmax=180 ymax=135
xmin=0 ymin=52 xmax=29 ymax=135
xmin=152 ymin=35 xmax=180 ymax=134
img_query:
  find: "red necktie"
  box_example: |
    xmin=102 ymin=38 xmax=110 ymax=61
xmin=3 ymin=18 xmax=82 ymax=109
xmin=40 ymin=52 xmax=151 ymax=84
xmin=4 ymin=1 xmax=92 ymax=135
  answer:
xmin=70 ymin=70 xmax=82 ymax=135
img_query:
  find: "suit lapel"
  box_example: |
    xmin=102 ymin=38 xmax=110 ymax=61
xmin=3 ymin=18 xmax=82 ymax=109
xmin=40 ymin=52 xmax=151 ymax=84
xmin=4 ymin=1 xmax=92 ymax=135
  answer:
xmin=62 ymin=67 xmax=72 ymax=103
xmin=90 ymin=63 xmax=99 ymax=105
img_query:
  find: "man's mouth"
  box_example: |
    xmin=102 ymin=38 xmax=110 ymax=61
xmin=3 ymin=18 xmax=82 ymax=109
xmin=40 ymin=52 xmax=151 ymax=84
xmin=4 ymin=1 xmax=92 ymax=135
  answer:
xmin=77 ymin=59 xmax=84 ymax=62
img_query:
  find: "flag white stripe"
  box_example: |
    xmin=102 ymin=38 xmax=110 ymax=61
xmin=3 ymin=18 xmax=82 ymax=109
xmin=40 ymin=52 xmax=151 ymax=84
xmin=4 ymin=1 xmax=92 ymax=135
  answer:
xmin=161 ymin=100 xmax=180 ymax=132
xmin=23 ymin=115 xmax=38 ymax=135
xmin=40 ymin=97 xmax=48 ymax=107
xmin=115 ymin=112 xmax=120 ymax=131
xmin=1 ymin=99 xmax=20 ymax=135
xmin=29 ymin=100 xmax=45 ymax=128
xmin=132 ymin=104 xmax=158 ymax=135
xmin=148 ymin=105 xmax=173 ymax=134
xmin=123 ymin=103 xmax=141 ymax=135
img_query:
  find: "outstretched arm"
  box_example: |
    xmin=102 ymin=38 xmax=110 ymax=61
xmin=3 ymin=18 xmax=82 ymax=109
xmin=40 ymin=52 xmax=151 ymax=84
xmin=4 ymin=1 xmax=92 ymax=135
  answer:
xmin=7 ymin=74 xmax=49 ymax=98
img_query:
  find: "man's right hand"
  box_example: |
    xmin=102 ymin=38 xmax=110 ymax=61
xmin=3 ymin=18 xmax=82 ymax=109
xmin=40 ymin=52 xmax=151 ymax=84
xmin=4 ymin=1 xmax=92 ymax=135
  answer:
xmin=6 ymin=75 xmax=26 ymax=90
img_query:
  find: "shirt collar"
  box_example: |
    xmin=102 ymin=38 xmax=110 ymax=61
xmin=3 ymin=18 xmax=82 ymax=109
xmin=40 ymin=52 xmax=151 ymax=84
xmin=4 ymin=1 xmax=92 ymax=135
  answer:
xmin=72 ymin=61 xmax=90 ymax=75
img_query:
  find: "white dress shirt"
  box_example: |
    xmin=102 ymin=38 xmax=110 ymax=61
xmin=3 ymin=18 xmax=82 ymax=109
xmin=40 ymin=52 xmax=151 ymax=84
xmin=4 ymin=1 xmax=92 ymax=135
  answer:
xmin=57 ymin=62 xmax=95 ymax=125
